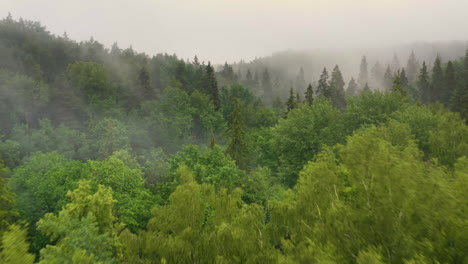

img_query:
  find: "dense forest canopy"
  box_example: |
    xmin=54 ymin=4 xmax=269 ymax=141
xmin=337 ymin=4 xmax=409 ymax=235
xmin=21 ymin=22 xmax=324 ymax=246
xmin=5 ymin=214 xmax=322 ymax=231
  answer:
xmin=0 ymin=14 xmax=467 ymax=264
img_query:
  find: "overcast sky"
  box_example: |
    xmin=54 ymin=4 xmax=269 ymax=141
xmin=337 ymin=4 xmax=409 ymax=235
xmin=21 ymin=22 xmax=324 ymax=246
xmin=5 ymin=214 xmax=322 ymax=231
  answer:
xmin=3 ymin=0 xmax=468 ymax=63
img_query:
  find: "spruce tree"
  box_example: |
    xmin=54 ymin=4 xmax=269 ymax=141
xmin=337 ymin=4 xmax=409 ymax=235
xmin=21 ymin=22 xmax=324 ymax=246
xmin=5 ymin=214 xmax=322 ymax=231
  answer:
xmin=262 ymin=68 xmax=273 ymax=104
xmin=392 ymin=69 xmax=407 ymax=96
xmin=295 ymin=92 xmax=302 ymax=106
xmin=316 ymin=67 xmax=329 ymax=98
xmin=363 ymin=82 xmax=371 ymax=92
xmin=226 ymin=98 xmax=248 ymax=169
xmin=383 ymin=65 xmax=394 ymax=91
xmin=358 ymin=55 xmax=368 ymax=89
xmin=329 ymin=65 xmax=346 ymax=109
xmin=286 ymin=87 xmax=297 ymax=113
xmin=418 ymin=61 xmax=430 ymax=104
xmin=347 ymin=77 xmax=358 ymax=96
xmin=443 ymin=61 xmax=456 ymax=106
xmin=304 ymin=83 xmax=314 ymax=105
xmin=204 ymin=62 xmax=221 ymax=110
xmin=295 ymin=67 xmax=306 ymax=94
xmin=246 ymin=69 xmax=252 ymax=81
xmin=406 ymin=51 xmax=419 ymax=85
xmin=431 ymin=55 xmax=444 ymax=102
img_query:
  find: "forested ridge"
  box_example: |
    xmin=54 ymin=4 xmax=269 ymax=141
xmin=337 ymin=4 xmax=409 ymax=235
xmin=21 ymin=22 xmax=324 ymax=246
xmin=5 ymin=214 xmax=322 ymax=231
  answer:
xmin=0 ymin=15 xmax=467 ymax=264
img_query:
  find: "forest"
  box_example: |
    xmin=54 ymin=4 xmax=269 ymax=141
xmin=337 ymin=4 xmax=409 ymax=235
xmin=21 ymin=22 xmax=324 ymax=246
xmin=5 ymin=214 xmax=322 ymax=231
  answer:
xmin=0 ymin=14 xmax=467 ymax=264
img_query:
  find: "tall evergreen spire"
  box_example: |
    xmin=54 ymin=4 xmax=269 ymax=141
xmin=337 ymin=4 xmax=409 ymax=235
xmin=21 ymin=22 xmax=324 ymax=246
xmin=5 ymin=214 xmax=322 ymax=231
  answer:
xmin=304 ymin=84 xmax=314 ymax=105
xmin=226 ymin=98 xmax=248 ymax=169
xmin=358 ymin=56 xmax=368 ymax=89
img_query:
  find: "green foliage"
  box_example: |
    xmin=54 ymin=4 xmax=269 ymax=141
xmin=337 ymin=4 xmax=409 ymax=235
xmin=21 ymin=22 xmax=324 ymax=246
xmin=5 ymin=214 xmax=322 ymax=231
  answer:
xmin=0 ymin=161 xmax=17 ymax=238
xmin=344 ymin=91 xmax=408 ymax=133
xmin=9 ymin=152 xmax=83 ymax=225
xmin=168 ymin=145 xmax=245 ymax=192
xmin=0 ymin=224 xmax=35 ymax=264
xmin=272 ymin=100 xmax=343 ymax=186
xmin=86 ymin=152 xmax=156 ymax=231
xmin=37 ymin=180 xmax=118 ymax=264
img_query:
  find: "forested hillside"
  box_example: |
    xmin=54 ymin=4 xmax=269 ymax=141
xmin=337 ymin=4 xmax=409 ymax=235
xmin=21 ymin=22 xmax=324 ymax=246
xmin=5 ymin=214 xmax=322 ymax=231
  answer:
xmin=0 ymin=15 xmax=467 ymax=264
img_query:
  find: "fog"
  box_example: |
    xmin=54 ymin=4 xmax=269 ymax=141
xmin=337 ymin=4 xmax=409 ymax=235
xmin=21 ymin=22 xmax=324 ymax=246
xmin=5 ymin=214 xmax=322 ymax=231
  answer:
xmin=3 ymin=0 xmax=468 ymax=64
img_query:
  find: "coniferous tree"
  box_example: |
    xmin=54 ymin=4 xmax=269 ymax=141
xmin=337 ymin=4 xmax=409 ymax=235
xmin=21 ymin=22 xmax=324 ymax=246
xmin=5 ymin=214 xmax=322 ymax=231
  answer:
xmin=174 ymin=60 xmax=187 ymax=91
xmin=406 ymin=51 xmax=419 ymax=85
xmin=253 ymin=71 xmax=259 ymax=87
xmin=450 ymin=48 xmax=468 ymax=118
xmin=316 ymin=67 xmax=330 ymax=98
xmin=246 ymin=69 xmax=252 ymax=81
xmin=226 ymin=98 xmax=248 ymax=169
xmin=443 ymin=61 xmax=456 ymax=105
xmin=347 ymin=77 xmax=358 ymax=96
xmin=138 ymin=66 xmax=153 ymax=100
xmin=383 ymin=65 xmax=394 ymax=91
xmin=391 ymin=53 xmax=401 ymax=72
xmin=418 ymin=61 xmax=430 ymax=104
xmin=295 ymin=67 xmax=306 ymax=94
xmin=262 ymin=68 xmax=272 ymax=104
xmin=329 ymin=65 xmax=346 ymax=109
xmin=295 ymin=92 xmax=302 ymax=106
xmin=304 ymin=83 xmax=314 ymax=105
xmin=363 ymin=82 xmax=371 ymax=92
xmin=221 ymin=62 xmax=235 ymax=81
xmin=392 ymin=69 xmax=407 ymax=96
xmin=431 ymin=55 xmax=444 ymax=102
xmin=358 ymin=56 xmax=368 ymax=89
xmin=204 ymin=62 xmax=221 ymax=110
xmin=370 ymin=61 xmax=384 ymax=89
xmin=286 ymin=87 xmax=297 ymax=113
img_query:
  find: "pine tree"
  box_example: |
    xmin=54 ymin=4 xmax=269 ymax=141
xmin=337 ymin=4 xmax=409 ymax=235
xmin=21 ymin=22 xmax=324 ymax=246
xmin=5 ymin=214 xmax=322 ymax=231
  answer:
xmin=262 ymin=68 xmax=273 ymax=104
xmin=286 ymin=87 xmax=297 ymax=113
xmin=304 ymin=83 xmax=314 ymax=105
xmin=329 ymin=65 xmax=346 ymax=109
xmin=431 ymin=55 xmax=444 ymax=102
xmin=347 ymin=77 xmax=358 ymax=96
xmin=406 ymin=51 xmax=419 ymax=85
xmin=358 ymin=55 xmax=368 ymax=89
xmin=418 ymin=61 xmax=430 ymax=104
xmin=204 ymin=62 xmax=221 ymax=110
xmin=383 ymin=66 xmax=394 ymax=91
xmin=316 ymin=67 xmax=330 ymax=98
xmin=226 ymin=98 xmax=248 ymax=169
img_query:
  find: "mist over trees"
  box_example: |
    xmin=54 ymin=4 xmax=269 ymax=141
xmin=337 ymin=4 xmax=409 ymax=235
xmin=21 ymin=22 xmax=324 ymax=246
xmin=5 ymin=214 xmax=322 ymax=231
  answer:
xmin=0 ymin=15 xmax=467 ymax=264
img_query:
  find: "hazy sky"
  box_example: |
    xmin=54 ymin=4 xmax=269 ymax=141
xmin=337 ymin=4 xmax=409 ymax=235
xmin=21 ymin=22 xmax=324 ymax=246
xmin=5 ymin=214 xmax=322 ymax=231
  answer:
xmin=3 ymin=0 xmax=468 ymax=63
